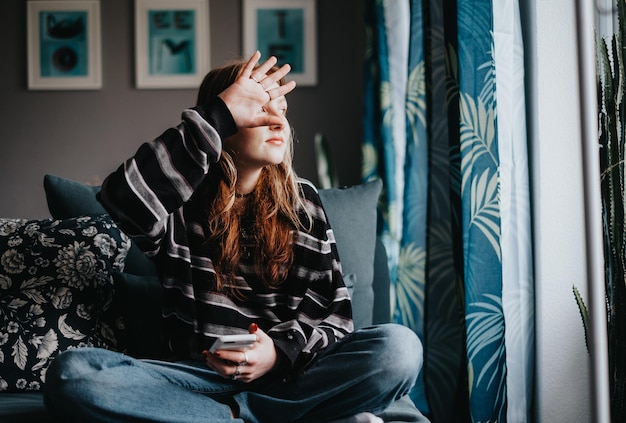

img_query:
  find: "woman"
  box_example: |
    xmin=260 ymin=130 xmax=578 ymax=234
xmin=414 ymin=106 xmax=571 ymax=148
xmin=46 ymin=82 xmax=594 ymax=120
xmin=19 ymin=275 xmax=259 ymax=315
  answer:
xmin=44 ymin=52 xmax=422 ymax=423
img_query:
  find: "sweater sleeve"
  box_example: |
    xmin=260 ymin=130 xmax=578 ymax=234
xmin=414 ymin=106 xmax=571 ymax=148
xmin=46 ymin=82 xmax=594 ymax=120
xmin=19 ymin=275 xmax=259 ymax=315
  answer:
xmin=97 ymin=97 xmax=236 ymax=255
xmin=267 ymin=181 xmax=354 ymax=376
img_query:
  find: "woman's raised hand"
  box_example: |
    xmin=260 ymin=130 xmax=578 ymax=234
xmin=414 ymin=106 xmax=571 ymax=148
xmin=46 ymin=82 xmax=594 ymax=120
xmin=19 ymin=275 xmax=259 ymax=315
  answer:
xmin=218 ymin=51 xmax=296 ymax=129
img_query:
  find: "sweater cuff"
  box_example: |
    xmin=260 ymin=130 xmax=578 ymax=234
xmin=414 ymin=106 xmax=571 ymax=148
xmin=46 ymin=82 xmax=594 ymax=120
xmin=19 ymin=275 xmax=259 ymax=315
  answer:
xmin=197 ymin=97 xmax=237 ymax=139
xmin=271 ymin=331 xmax=302 ymax=372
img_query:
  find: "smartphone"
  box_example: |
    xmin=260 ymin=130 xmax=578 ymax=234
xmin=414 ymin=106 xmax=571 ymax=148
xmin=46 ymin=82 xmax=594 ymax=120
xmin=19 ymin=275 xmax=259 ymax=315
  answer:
xmin=209 ymin=334 xmax=257 ymax=353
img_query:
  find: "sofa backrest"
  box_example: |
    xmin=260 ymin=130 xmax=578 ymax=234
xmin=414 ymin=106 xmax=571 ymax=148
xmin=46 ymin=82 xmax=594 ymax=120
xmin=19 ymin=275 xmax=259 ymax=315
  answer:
xmin=43 ymin=174 xmax=391 ymax=356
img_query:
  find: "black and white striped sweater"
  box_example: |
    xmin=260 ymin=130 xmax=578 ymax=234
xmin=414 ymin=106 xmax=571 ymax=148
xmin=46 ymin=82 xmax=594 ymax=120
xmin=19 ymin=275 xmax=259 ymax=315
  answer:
xmin=97 ymin=98 xmax=354 ymax=377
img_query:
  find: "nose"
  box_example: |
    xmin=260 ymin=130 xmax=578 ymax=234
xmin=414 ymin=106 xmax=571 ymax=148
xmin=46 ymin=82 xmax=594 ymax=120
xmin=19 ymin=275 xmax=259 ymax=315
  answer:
xmin=269 ymin=118 xmax=284 ymax=131
xmin=267 ymin=109 xmax=286 ymax=131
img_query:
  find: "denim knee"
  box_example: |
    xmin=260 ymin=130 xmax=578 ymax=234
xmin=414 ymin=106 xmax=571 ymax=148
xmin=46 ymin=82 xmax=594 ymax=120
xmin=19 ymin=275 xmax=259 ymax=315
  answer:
xmin=46 ymin=348 xmax=79 ymax=389
xmin=47 ymin=347 xmax=111 ymax=383
xmin=45 ymin=348 xmax=86 ymax=412
xmin=45 ymin=347 xmax=127 ymax=408
xmin=367 ymin=323 xmax=423 ymax=387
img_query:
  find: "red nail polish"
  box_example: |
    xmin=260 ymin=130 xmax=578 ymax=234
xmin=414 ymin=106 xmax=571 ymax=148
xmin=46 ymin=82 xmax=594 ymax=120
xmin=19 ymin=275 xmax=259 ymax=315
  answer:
xmin=249 ymin=323 xmax=258 ymax=333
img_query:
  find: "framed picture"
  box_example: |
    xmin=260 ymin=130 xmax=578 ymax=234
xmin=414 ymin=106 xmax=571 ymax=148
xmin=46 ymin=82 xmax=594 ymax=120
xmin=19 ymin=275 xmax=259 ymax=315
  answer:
xmin=243 ymin=0 xmax=317 ymax=86
xmin=27 ymin=1 xmax=102 ymax=90
xmin=135 ymin=0 xmax=210 ymax=89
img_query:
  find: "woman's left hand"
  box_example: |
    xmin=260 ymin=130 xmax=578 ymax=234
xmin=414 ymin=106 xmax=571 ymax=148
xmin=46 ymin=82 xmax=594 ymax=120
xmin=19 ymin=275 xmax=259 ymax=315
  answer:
xmin=202 ymin=323 xmax=278 ymax=383
xmin=218 ymin=51 xmax=296 ymax=130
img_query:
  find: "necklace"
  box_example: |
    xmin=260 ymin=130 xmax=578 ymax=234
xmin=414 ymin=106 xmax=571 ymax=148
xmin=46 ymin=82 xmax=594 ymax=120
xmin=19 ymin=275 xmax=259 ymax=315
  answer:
xmin=235 ymin=191 xmax=254 ymax=198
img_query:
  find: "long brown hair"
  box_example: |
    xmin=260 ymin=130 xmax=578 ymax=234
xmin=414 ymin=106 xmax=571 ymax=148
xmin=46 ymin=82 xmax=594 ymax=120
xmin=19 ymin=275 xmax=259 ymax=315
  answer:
xmin=196 ymin=60 xmax=309 ymax=294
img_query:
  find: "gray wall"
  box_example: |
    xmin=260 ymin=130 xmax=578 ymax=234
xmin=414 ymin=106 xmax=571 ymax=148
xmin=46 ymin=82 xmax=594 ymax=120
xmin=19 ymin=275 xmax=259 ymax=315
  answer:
xmin=0 ymin=0 xmax=364 ymax=219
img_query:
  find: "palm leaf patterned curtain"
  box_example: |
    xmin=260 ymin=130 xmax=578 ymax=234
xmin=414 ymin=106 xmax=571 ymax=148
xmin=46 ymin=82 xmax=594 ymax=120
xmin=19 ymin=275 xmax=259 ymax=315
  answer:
xmin=362 ymin=1 xmax=534 ymax=422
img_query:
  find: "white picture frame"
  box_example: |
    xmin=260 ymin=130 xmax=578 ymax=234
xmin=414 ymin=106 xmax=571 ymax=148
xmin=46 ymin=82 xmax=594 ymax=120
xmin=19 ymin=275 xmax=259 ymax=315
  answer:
xmin=27 ymin=0 xmax=102 ymax=90
xmin=243 ymin=0 xmax=317 ymax=86
xmin=135 ymin=0 xmax=210 ymax=89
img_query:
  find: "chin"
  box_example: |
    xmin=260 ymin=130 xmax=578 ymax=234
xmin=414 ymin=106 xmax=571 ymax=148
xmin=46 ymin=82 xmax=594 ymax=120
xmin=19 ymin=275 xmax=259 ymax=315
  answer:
xmin=265 ymin=149 xmax=287 ymax=164
xmin=267 ymin=157 xmax=285 ymax=166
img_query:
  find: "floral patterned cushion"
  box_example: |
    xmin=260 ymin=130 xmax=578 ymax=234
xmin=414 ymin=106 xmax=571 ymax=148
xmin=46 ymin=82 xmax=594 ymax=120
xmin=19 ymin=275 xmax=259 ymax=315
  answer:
xmin=0 ymin=215 xmax=130 ymax=392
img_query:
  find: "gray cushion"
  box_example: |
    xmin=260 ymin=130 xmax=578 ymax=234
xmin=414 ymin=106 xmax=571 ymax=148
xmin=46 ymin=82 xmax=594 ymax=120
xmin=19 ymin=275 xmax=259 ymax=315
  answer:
xmin=319 ymin=179 xmax=382 ymax=329
xmin=378 ymin=395 xmax=431 ymax=423
xmin=372 ymin=239 xmax=391 ymax=324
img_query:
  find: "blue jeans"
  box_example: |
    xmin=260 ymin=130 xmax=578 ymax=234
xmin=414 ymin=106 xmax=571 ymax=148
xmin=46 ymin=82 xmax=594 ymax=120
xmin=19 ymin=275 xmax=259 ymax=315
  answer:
xmin=44 ymin=324 xmax=422 ymax=423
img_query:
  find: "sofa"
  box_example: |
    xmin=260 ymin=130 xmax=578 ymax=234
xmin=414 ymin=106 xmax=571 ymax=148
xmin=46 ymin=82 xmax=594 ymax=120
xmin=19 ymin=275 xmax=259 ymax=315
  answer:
xmin=0 ymin=174 xmax=429 ymax=423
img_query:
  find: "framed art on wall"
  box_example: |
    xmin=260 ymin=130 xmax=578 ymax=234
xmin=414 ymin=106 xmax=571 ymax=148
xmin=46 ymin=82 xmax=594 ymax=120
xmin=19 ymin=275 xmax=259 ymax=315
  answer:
xmin=243 ymin=0 xmax=317 ymax=86
xmin=27 ymin=1 xmax=102 ymax=90
xmin=135 ymin=0 xmax=210 ymax=89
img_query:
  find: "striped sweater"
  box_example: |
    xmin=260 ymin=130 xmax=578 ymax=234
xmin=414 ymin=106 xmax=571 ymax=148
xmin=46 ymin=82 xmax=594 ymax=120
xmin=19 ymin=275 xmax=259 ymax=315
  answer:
xmin=97 ymin=98 xmax=354 ymax=376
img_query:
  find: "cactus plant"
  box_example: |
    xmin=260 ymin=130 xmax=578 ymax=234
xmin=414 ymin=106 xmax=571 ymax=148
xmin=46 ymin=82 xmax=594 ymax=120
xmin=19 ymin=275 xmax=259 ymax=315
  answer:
xmin=591 ymin=0 xmax=626 ymax=419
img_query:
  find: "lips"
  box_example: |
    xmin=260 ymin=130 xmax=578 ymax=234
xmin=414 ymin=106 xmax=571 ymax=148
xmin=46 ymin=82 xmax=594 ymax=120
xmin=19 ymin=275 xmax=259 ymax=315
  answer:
xmin=266 ymin=138 xmax=284 ymax=145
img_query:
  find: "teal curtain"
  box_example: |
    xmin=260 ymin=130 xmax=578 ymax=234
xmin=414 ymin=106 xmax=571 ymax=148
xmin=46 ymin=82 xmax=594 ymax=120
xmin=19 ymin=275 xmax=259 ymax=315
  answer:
xmin=363 ymin=1 xmax=534 ymax=422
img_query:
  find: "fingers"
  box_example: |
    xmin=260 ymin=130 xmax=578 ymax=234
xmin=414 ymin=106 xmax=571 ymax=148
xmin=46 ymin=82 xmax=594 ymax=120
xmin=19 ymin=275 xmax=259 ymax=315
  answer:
xmin=241 ymin=51 xmax=263 ymax=78
xmin=232 ymin=351 xmax=253 ymax=382
xmin=244 ymin=51 xmax=295 ymax=96
xmin=268 ymin=80 xmax=296 ymax=100
xmin=202 ymin=348 xmax=255 ymax=382
xmin=251 ymin=55 xmax=278 ymax=80
xmin=201 ymin=323 xmax=271 ymax=383
xmin=243 ymin=51 xmax=277 ymax=84
xmin=230 ymin=354 xmax=251 ymax=381
xmin=215 ymin=349 xmax=253 ymax=365
xmin=253 ymin=64 xmax=292 ymax=91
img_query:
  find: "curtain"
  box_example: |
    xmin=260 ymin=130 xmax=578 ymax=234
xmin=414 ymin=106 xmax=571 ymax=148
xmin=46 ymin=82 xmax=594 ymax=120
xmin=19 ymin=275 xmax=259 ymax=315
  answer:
xmin=362 ymin=1 xmax=534 ymax=422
